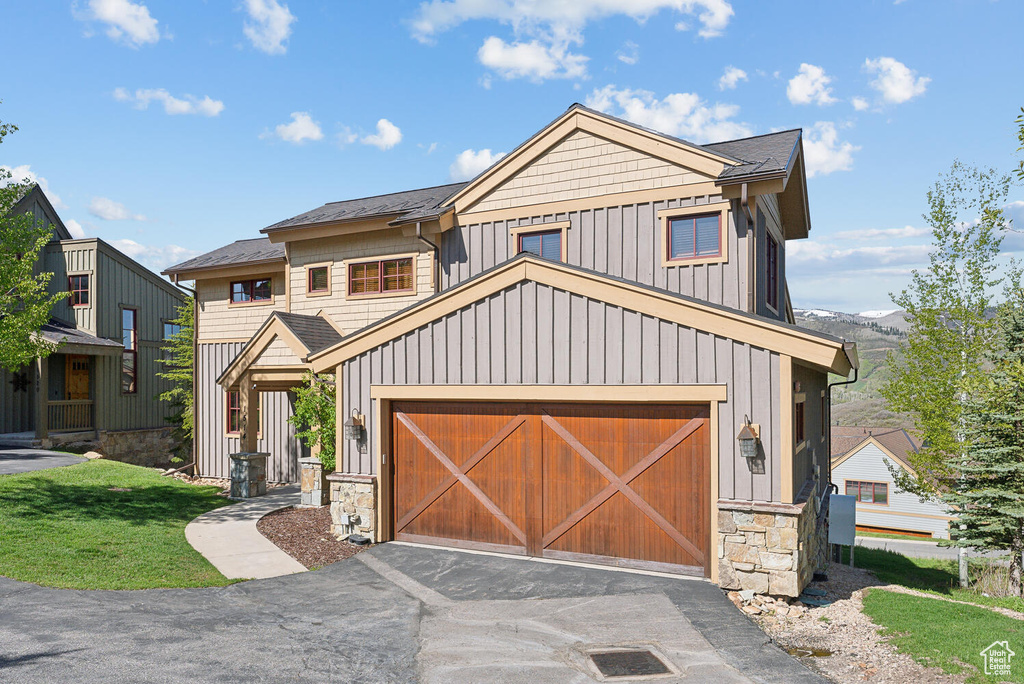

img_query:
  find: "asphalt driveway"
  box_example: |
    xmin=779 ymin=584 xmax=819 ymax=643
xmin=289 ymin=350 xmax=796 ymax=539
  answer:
xmin=0 ymin=543 xmax=823 ymax=683
xmin=0 ymin=449 xmax=85 ymax=475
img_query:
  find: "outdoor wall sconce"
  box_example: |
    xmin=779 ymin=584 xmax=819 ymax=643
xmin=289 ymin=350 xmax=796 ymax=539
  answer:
xmin=737 ymin=415 xmax=761 ymax=460
xmin=344 ymin=408 xmax=365 ymax=441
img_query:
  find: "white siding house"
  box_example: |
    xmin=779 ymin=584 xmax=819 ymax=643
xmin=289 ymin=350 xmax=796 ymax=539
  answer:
xmin=831 ymin=428 xmax=954 ymax=539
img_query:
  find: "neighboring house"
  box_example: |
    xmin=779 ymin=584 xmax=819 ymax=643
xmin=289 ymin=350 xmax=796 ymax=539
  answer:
xmin=165 ymin=104 xmax=858 ymax=596
xmin=0 ymin=185 xmax=186 ymax=460
xmin=831 ymin=426 xmax=954 ymax=539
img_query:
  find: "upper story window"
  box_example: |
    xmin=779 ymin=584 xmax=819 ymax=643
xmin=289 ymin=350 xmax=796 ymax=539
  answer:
xmin=766 ymin=233 xmax=779 ymax=311
xmin=348 ymin=257 xmax=414 ymax=296
xmin=795 ymin=398 xmax=806 ymax=445
xmin=231 ymin=279 xmax=272 ymax=304
xmin=122 ymin=308 xmax=137 ymax=394
xmin=69 ymin=274 xmax=90 ymax=307
xmin=518 ymin=229 xmax=562 ymax=261
xmin=846 ymin=480 xmax=888 ymax=505
xmin=668 ymin=213 xmax=721 ymax=261
xmin=308 ymin=266 xmax=330 ymax=294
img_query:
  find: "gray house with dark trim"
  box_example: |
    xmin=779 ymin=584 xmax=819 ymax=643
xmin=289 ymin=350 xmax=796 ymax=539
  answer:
xmin=167 ymin=105 xmax=858 ymax=597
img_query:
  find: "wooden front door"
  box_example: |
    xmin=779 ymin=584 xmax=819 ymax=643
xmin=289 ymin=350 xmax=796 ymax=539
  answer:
xmin=391 ymin=401 xmax=710 ymax=575
xmin=65 ymin=355 xmax=90 ymax=400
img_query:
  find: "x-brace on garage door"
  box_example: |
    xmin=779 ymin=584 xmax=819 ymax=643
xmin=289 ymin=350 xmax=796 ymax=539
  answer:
xmin=391 ymin=401 xmax=710 ymax=576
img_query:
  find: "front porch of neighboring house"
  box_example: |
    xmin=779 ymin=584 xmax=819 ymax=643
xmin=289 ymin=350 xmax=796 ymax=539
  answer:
xmin=0 ymin=321 xmax=123 ymax=448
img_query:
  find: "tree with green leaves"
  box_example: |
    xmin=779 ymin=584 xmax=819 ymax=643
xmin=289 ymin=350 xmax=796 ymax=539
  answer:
xmin=1016 ymin=107 xmax=1023 ymax=182
xmin=881 ymin=162 xmax=1012 ymax=497
xmin=0 ymin=108 xmax=65 ymax=372
xmin=947 ymin=280 xmax=1024 ymax=595
xmin=288 ymin=371 xmax=336 ymax=472
xmin=156 ymin=296 xmax=195 ymax=463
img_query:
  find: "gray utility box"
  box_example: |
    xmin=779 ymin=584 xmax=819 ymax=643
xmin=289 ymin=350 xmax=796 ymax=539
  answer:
xmin=829 ymin=493 xmax=857 ymax=545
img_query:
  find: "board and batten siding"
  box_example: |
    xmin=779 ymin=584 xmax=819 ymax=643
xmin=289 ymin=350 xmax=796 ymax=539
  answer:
xmin=792 ymin=362 xmax=828 ymax=497
xmin=0 ymin=366 xmax=35 ymax=433
xmin=197 ymin=342 xmax=305 ymax=482
xmin=45 ymin=242 xmax=98 ymax=333
xmin=832 ymin=443 xmax=953 ymax=538
xmin=339 ymin=279 xmax=785 ymax=503
xmin=442 ymin=195 xmax=760 ymax=316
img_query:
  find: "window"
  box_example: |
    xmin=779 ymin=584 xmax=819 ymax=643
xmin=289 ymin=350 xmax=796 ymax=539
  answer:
xmin=226 ymin=390 xmax=261 ymax=435
xmin=121 ymin=308 xmax=137 ymax=394
xmin=308 ymin=266 xmax=329 ymax=293
xmin=821 ymin=394 xmax=827 ymax=438
xmin=230 ymin=279 xmax=272 ymax=303
xmin=766 ymin=233 xmax=779 ymax=311
xmin=162 ymin=321 xmax=182 ymax=363
xmin=795 ymin=400 xmax=806 ymax=444
xmin=668 ymin=213 xmax=721 ymax=261
xmin=69 ymin=274 xmax=90 ymax=307
xmin=348 ymin=258 xmax=414 ymax=296
xmin=518 ymin=229 xmax=563 ymax=261
xmin=845 ymin=480 xmax=889 ymax=505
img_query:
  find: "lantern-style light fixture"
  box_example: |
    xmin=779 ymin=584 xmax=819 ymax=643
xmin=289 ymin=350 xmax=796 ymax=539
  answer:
xmin=737 ymin=415 xmax=761 ymax=460
xmin=344 ymin=408 xmax=365 ymax=441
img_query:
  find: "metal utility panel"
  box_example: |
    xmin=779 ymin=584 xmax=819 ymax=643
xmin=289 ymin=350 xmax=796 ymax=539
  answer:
xmin=829 ymin=494 xmax=857 ymax=546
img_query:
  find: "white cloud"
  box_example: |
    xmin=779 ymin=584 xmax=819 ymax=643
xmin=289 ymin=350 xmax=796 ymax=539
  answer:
xmin=449 ymin=148 xmax=507 ymax=181
xmin=265 ymin=112 xmax=323 ymax=144
xmin=788 ymin=239 xmax=933 ymax=276
xmin=243 ymin=0 xmax=296 ymax=55
xmin=616 ymin=41 xmax=639 ymax=65
xmin=864 ymin=57 xmax=930 ymax=104
xmin=478 ymin=36 xmax=588 ymax=81
xmin=851 ymin=96 xmax=870 ymax=111
xmin=584 ymin=85 xmax=751 ymax=143
xmin=88 ymin=196 xmax=146 ymax=221
xmin=833 ymin=225 xmax=931 ymax=240
xmin=786 ymin=63 xmax=836 ymax=106
xmin=361 ymin=119 xmax=402 ymax=150
xmin=0 ymin=165 xmax=67 ymax=209
xmin=802 ymin=121 xmax=859 ymax=178
xmin=718 ymin=65 xmax=747 ymax=90
xmin=65 ymin=219 xmax=86 ymax=239
xmin=76 ymin=0 xmax=161 ymax=47
xmin=108 ymin=239 xmax=200 ymax=274
xmin=113 ymin=87 xmax=224 ymax=116
xmin=336 ymin=126 xmax=358 ymax=145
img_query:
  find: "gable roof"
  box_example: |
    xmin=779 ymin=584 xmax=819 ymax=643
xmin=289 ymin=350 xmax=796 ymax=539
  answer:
xmin=831 ymin=426 xmax=921 ymax=474
xmin=307 ymin=252 xmax=857 ymax=375
xmin=7 ymin=184 xmax=72 ymax=241
xmin=706 ymin=129 xmax=802 ymax=182
xmin=274 ymin=311 xmax=344 ymax=356
xmin=163 ymin=237 xmax=286 ymax=278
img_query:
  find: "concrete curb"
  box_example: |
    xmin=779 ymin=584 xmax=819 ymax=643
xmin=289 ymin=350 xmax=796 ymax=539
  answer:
xmin=185 ymin=486 xmax=306 ymax=580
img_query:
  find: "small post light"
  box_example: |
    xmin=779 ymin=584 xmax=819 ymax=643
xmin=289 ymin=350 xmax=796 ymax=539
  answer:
xmin=344 ymin=408 xmax=365 ymax=441
xmin=737 ymin=415 xmax=761 ymax=460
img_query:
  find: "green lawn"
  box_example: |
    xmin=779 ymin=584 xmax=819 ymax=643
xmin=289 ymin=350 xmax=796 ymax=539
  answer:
xmin=840 ymin=545 xmax=1024 ymax=613
xmin=0 ymin=460 xmax=236 ymax=590
xmin=862 ymin=589 xmax=1024 ymax=683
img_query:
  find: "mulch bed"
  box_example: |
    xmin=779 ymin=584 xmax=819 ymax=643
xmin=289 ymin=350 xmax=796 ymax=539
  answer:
xmin=256 ymin=506 xmax=368 ymax=570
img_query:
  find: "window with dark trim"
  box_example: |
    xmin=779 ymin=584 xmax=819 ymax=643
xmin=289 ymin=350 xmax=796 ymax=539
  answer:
xmin=766 ymin=233 xmax=779 ymax=310
xmin=121 ymin=308 xmax=137 ymax=394
xmin=308 ymin=266 xmax=329 ymax=293
xmin=845 ymin=480 xmax=888 ymax=505
xmin=667 ymin=213 xmax=721 ymax=261
xmin=226 ymin=390 xmax=261 ymax=435
xmin=348 ymin=258 xmax=414 ymax=296
xmin=230 ymin=279 xmax=272 ymax=303
xmin=69 ymin=274 xmax=90 ymax=306
xmin=795 ymin=400 xmax=806 ymax=444
xmin=162 ymin=321 xmax=182 ymax=364
xmin=517 ymin=229 xmax=562 ymax=261
xmin=821 ymin=394 xmax=827 ymax=438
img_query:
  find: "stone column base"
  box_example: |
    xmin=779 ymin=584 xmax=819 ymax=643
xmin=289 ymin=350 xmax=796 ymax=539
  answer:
xmin=229 ymin=452 xmax=269 ymax=499
xmin=328 ymin=473 xmax=376 ymax=542
xmin=299 ymin=457 xmax=329 ymax=507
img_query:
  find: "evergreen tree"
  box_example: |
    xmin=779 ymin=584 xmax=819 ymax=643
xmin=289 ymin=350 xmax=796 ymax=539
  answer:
xmin=156 ymin=297 xmax=194 ymax=463
xmin=948 ymin=282 xmax=1024 ymax=595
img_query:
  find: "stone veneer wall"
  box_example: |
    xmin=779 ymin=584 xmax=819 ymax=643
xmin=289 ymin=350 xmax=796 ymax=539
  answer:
xmin=96 ymin=428 xmax=177 ymax=468
xmin=328 ymin=473 xmax=377 ymax=541
xmin=717 ymin=479 xmax=821 ymax=598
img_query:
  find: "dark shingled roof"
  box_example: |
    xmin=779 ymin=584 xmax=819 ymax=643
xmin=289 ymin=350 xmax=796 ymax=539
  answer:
xmin=163 ymin=238 xmax=285 ymax=275
xmin=831 ymin=426 xmax=921 ymax=464
xmin=705 ymin=129 xmax=802 ymax=182
xmin=274 ymin=312 xmax=343 ymax=355
xmin=262 ymin=182 xmax=468 ymax=234
xmin=41 ymin=319 xmax=122 ymax=350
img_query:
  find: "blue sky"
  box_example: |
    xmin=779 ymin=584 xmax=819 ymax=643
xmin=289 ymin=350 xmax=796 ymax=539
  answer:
xmin=1 ymin=0 xmax=1021 ymax=312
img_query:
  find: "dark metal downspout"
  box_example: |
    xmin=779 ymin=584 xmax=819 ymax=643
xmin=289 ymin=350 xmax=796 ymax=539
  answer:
xmin=415 ymin=222 xmax=440 ymax=294
xmin=825 ymin=358 xmax=859 ymax=494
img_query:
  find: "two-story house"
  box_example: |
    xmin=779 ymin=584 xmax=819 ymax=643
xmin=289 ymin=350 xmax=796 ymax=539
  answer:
xmin=0 ymin=185 xmax=187 ymax=461
xmin=165 ymin=105 xmax=857 ymax=597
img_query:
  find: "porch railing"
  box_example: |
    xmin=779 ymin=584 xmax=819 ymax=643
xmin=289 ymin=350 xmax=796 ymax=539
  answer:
xmin=48 ymin=400 xmax=94 ymax=432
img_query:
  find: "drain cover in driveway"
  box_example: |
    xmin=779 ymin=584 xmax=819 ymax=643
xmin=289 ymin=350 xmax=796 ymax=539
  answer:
xmin=589 ymin=650 xmax=671 ymax=678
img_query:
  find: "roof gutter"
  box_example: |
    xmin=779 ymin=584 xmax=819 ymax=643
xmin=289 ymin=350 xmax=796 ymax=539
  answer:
xmin=163 ymin=256 xmax=286 ymax=279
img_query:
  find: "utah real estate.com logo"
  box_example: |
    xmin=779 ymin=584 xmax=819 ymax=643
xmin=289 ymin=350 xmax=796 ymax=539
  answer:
xmin=981 ymin=641 xmax=1015 ymax=677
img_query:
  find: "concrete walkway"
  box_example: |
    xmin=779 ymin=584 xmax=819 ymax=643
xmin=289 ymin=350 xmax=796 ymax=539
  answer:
xmin=0 ymin=448 xmax=86 ymax=475
xmin=856 ymin=535 xmax=1005 ymax=560
xmin=185 ymin=486 xmax=306 ymax=580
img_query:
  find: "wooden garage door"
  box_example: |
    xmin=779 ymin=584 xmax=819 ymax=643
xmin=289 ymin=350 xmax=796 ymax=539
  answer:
xmin=391 ymin=401 xmax=710 ymax=575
